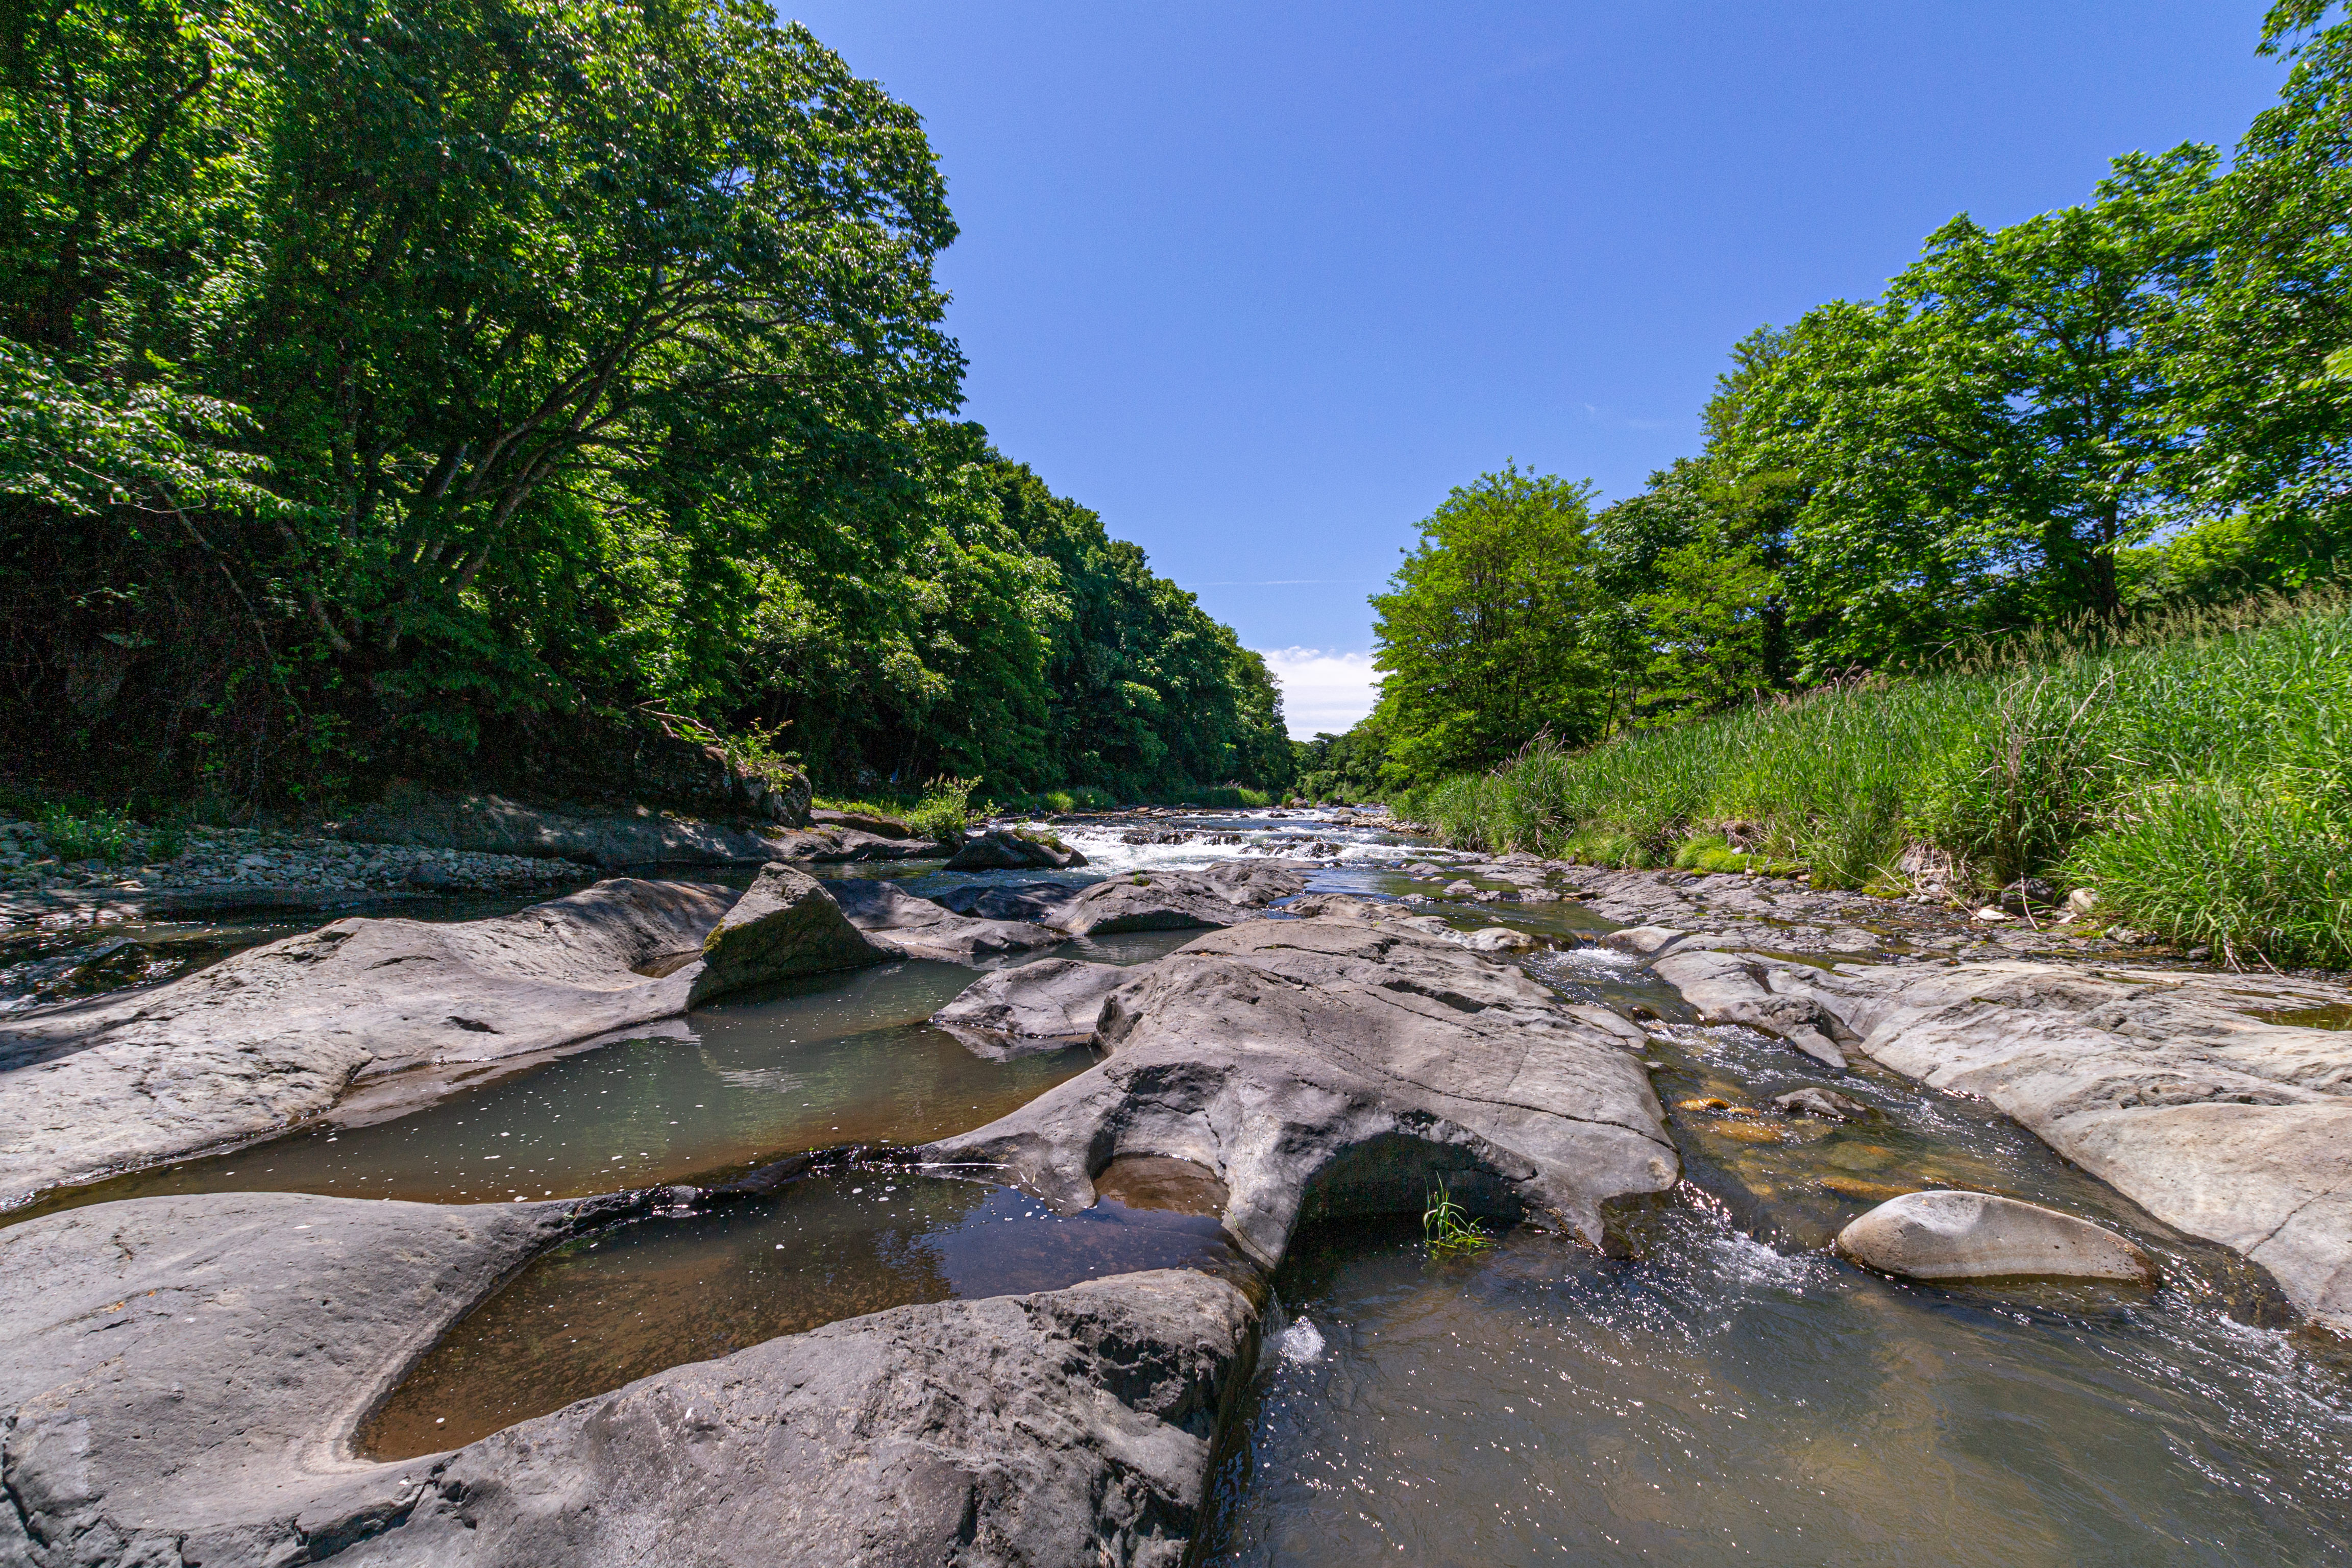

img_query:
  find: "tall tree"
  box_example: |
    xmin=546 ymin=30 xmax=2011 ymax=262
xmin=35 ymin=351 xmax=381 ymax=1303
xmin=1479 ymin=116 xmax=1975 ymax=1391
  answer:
xmin=1369 ymin=465 xmax=1610 ymax=785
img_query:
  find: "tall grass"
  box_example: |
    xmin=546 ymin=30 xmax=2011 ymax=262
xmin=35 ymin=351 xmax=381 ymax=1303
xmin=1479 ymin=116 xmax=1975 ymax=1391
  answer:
xmin=1394 ymin=593 xmax=2352 ymax=968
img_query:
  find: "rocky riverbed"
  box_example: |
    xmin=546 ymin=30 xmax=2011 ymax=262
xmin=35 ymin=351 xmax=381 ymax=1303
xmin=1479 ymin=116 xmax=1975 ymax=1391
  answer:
xmin=4 ymin=806 xmax=2350 ymax=1565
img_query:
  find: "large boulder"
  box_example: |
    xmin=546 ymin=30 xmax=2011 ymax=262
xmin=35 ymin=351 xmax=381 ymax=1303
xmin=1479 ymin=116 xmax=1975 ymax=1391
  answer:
xmin=926 ymin=917 xmax=1678 ymax=1266
xmin=1048 ymin=864 xmax=1312 ymax=938
xmin=0 ymin=879 xmax=730 ymax=1205
xmin=0 ymin=1191 xmax=1258 ymax=1568
xmin=827 ymin=877 xmax=1067 ymax=966
xmin=809 ymin=806 xmax=915 ymax=839
xmin=933 ymin=959 xmax=1132 ymax=1059
xmin=1749 ymin=957 xmax=2352 ymax=1333
xmin=687 ymin=863 xmax=887 ymax=1005
xmin=1835 ymin=1190 xmax=2157 ymax=1283
xmin=945 ymin=827 xmax=1089 ymax=871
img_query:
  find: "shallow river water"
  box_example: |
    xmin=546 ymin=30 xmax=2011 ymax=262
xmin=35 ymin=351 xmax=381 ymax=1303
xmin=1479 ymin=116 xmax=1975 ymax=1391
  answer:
xmin=10 ymin=810 xmax=2352 ymax=1561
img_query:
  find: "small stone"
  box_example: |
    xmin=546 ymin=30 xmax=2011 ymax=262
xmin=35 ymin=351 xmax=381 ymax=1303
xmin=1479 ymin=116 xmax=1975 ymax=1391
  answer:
xmin=1441 ymin=880 xmax=1478 ymax=899
xmin=1772 ymin=1086 xmax=1873 ymax=1121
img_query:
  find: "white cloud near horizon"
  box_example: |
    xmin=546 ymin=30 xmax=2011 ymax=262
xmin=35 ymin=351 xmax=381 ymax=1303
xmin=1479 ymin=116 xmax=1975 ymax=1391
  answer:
xmin=1257 ymin=648 xmax=1381 ymax=740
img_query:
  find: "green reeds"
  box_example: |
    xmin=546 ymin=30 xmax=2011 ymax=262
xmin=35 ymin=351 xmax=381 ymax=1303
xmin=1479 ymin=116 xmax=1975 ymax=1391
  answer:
xmin=1423 ymin=1178 xmax=1494 ymax=1256
xmin=1390 ymin=592 xmax=2352 ymax=969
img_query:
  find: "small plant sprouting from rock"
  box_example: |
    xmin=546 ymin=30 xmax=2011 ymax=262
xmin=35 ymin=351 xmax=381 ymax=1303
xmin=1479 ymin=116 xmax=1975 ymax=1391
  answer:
xmin=1423 ymin=1177 xmax=1493 ymax=1256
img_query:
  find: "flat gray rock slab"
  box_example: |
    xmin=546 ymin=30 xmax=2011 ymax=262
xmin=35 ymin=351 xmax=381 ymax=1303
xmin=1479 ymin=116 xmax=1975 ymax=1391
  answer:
xmin=1759 ymin=957 xmax=2352 ymax=1333
xmin=343 ymin=1269 xmax=1251 ymax=1568
xmin=334 ymin=791 xmax=806 ymax=867
xmin=0 ymin=1190 xmax=644 ymax=1568
xmin=1650 ymin=947 xmax=1848 ymax=1067
xmin=926 ymin=917 xmax=1678 ymax=1266
xmin=933 ymin=958 xmax=1131 ymax=1058
xmin=1049 ymin=865 xmax=1311 ymax=938
xmin=828 ymin=878 xmax=1067 ymax=966
xmin=0 ymin=879 xmax=730 ymax=1205
xmin=0 ymin=1192 xmax=1256 ymax=1568
xmin=937 ymin=880 xmax=1088 ymax=924
xmin=1835 ymin=1189 xmax=2155 ymax=1283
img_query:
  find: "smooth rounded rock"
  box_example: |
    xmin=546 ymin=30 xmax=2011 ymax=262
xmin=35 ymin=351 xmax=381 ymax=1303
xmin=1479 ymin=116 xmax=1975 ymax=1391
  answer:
xmin=1834 ymin=1190 xmax=2156 ymax=1284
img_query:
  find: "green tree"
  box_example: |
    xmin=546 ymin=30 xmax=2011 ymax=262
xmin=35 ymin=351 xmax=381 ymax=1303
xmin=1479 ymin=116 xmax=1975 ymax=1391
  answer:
xmin=1369 ymin=464 xmax=1611 ymax=785
xmin=2168 ymin=0 xmax=2352 ymax=586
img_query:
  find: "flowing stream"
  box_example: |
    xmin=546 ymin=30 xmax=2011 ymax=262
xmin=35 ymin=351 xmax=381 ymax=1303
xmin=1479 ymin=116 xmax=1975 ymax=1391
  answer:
xmin=9 ymin=810 xmax=2351 ymax=1560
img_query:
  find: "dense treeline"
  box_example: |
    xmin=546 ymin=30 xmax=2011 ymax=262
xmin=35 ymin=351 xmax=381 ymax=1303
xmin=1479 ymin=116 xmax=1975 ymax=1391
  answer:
xmin=0 ymin=0 xmax=1289 ymax=812
xmin=1341 ymin=1 xmax=2350 ymax=794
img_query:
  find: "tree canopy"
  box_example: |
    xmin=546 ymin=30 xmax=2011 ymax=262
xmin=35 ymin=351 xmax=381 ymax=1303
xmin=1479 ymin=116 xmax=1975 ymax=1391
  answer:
xmin=1340 ymin=2 xmax=2352 ymax=794
xmin=0 ymin=0 xmax=1289 ymax=805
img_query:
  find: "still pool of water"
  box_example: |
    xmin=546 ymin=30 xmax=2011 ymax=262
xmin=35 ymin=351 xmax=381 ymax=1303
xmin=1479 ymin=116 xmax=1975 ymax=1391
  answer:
xmin=361 ymin=1163 xmax=1237 ymax=1459
xmin=14 ymin=929 xmax=1194 ymax=1221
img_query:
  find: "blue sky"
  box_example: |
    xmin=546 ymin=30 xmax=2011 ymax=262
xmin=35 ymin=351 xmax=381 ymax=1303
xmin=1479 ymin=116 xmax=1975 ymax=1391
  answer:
xmin=781 ymin=2 xmax=2288 ymax=736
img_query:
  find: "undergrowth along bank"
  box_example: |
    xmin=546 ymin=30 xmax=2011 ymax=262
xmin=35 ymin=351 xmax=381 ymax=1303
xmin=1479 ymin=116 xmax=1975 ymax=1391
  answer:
xmin=1392 ymin=594 xmax=2352 ymax=969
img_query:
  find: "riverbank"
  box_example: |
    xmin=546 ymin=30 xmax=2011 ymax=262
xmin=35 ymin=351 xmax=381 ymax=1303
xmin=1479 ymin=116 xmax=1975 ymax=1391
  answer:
xmin=5 ymin=806 xmax=2350 ymax=1564
xmin=1389 ymin=595 xmax=2352 ymax=970
xmin=0 ymin=816 xmax=585 ymax=929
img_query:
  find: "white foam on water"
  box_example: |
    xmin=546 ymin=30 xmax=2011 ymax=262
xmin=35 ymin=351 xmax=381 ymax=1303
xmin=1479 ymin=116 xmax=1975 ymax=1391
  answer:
xmin=1012 ymin=810 xmax=1402 ymax=878
xmin=1276 ymin=1316 xmax=1327 ymax=1364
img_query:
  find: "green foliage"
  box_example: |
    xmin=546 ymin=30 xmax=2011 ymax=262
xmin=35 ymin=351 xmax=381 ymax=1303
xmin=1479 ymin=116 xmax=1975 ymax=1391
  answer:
xmin=1369 ymin=465 xmax=1615 ymax=787
xmin=903 ymin=776 xmax=976 ymax=843
xmin=1394 ymin=595 xmax=2352 ymax=968
xmin=38 ymin=802 xmax=132 ymax=862
xmin=1421 ymin=1178 xmax=1493 ymax=1257
xmin=0 ymin=2 xmax=1288 ymax=809
xmin=1292 ymin=721 xmax=1390 ymax=802
xmin=1356 ymin=6 xmax=2352 ymax=967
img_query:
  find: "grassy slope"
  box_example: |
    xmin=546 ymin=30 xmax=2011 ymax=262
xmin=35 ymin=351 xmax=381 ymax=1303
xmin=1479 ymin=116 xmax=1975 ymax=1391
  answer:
xmin=1394 ymin=596 xmax=2352 ymax=969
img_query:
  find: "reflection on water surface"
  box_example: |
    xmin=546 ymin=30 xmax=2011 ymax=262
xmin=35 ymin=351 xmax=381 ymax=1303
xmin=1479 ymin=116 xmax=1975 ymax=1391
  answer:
xmin=361 ymin=1169 xmax=1236 ymax=1458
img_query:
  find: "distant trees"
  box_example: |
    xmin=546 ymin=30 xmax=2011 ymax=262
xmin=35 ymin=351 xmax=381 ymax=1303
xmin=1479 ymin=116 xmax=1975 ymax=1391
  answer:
xmin=0 ymin=0 xmax=1288 ymax=804
xmin=1359 ymin=1 xmax=2352 ymax=792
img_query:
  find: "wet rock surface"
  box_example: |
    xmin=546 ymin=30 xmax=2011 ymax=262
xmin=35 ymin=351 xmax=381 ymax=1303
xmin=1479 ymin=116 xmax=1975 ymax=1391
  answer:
xmin=0 ymin=816 xmax=582 ymax=930
xmin=1650 ymin=946 xmax=2352 ymax=1332
xmin=1835 ymin=1189 xmax=2158 ymax=1283
xmin=926 ymin=915 xmax=1678 ymax=1266
xmin=828 ymin=877 xmax=1067 ymax=966
xmin=0 ymin=879 xmax=731 ymax=1204
xmin=0 ymin=1191 xmax=1256 ymax=1568
xmin=333 ymin=790 xmax=827 ymax=868
xmin=933 ymin=958 xmax=1131 ymax=1058
xmin=1651 ymin=948 xmax=1849 ymax=1067
xmin=1047 ymin=862 xmax=1311 ymax=937
xmin=935 ymin=879 xmax=1088 ymax=924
